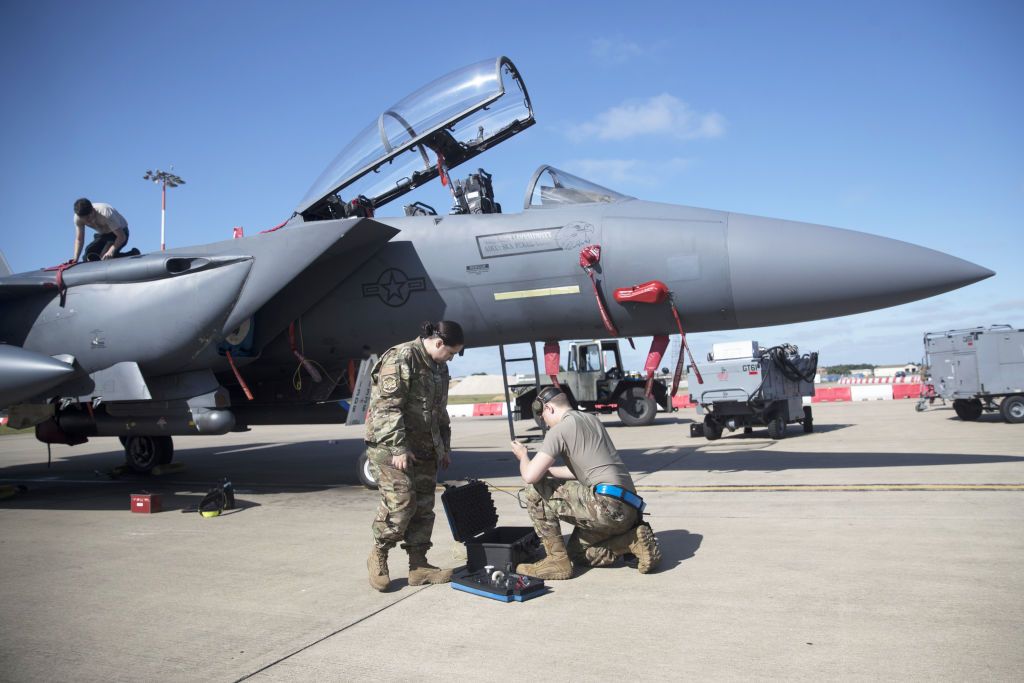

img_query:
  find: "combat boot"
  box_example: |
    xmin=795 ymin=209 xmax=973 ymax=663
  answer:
xmin=628 ymin=522 xmax=662 ymax=574
xmin=516 ymin=536 xmax=573 ymax=580
xmin=368 ymin=546 xmax=390 ymax=592
xmin=407 ymin=548 xmax=453 ymax=585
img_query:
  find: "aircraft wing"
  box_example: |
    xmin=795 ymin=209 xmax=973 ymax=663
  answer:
xmin=0 ymin=217 xmax=399 ymax=415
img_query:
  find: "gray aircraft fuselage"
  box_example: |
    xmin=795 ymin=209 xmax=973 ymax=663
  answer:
xmin=252 ymin=199 xmax=991 ymax=370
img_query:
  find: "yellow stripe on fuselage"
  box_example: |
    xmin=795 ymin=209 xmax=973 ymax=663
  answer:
xmin=493 ymin=285 xmax=581 ymax=301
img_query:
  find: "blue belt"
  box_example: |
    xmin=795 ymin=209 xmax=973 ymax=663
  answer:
xmin=594 ymin=484 xmax=645 ymax=513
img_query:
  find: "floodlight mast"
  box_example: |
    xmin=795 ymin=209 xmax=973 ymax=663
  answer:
xmin=143 ymin=168 xmax=185 ymax=250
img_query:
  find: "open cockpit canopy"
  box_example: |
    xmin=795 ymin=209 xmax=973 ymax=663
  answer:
xmin=298 ymin=56 xmax=533 ymax=220
xmin=523 ymin=165 xmax=633 ymax=209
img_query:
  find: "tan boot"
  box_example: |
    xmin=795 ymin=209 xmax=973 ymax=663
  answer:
xmin=368 ymin=546 xmax=390 ymax=592
xmin=516 ymin=536 xmax=573 ymax=580
xmin=628 ymin=523 xmax=662 ymax=574
xmin=407 ymin=548 xmax=453 ymax=585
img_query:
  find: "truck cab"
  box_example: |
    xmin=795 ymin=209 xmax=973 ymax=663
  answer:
xmin=516 ymin=339 xmax=672 ymax=427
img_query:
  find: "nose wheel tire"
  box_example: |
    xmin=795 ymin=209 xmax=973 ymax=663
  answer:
xmin=123 ymin=435 xmax=174 ymax=474
xmin=357 ymin=451 xmax=379 ymax=490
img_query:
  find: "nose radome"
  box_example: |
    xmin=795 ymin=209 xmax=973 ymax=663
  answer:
xmin=725 ymin=213 xmax=994 ymax=328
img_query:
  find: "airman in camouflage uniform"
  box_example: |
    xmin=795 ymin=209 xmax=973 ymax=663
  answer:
xmin=365 ymin=323 xmax=463 ymax=591
xmin=511 ymin=387 xmax=661 ymax=579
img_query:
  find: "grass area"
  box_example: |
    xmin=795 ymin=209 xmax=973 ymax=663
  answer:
xmin=447 ymin=394 xmax=508 ymax=405
xmin=0 ymin=425 xmax=31 ymax=436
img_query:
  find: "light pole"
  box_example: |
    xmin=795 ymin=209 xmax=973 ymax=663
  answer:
xmin=143 ymin=168 xmax=185 ymax=251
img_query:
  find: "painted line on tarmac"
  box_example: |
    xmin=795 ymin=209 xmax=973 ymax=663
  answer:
xmin=639 ymin=483 xmax=1024 ymax=492
xmin=485 ymin=483 xmax=1024 ymax=493
xmin=234 ymin=585 xmax=433 ymax=681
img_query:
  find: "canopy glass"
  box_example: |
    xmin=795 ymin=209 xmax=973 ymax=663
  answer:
xmin=298 ymin=57 xmax=533 ymax=219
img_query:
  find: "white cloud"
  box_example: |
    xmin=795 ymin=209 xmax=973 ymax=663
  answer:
xmin=569 ymin=94 xmax=726 ymax=142
xmin=563 ymin=157 xmax=693 ymax=187
xmin=590 ymin=38 xmax=646 ymax=64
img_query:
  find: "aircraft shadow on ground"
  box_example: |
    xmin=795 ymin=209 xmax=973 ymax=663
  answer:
xmin=3 ymin=434 xmax=1021 ymax=511
xmin=0 ymin=438 xmax=369 ymax=511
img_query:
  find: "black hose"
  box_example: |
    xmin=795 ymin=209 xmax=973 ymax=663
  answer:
xmin=764 ymin=344 xmax=818 ymax=383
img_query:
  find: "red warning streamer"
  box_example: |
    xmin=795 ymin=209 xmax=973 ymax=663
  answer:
xmin=225 ymin=350 xmax=254 ymax=401
xmin=579 ymin=245 xmax=619 ymax=336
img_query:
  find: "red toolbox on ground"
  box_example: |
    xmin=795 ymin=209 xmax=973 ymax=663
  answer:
xmin=130 ymin=492 xmax=162 ymax=514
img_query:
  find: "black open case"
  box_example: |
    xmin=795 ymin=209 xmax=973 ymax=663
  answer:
xmin=440 ymin=479 xmax=546 ymax=602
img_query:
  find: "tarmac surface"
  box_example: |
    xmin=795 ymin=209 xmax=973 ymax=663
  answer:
xmin=0 ymin=401 xmax=1022 ymax=681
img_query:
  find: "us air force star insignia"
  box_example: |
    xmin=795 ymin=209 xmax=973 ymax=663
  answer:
xmin=362 ymin=268 xmax=427 ymax=307
xmin=381 ymin=375 xmax=399 ymax=395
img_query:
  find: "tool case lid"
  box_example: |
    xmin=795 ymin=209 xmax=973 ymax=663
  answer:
xmin=440 ymin=479 xmax=499 ymax=542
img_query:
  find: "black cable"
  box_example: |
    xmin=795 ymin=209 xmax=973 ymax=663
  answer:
xmin=481 ymin=479 xmax=528 ymax=509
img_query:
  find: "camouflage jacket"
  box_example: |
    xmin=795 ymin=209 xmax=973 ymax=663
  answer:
xmin=364 ymin=338 xmax=451 ymax=460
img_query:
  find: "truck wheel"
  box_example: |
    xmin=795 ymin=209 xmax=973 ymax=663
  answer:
xmin=953 ymin=399 xmax=983 ymax=421
xmin=703 ymin=416 xmax=722 ymax=441
xmin=915 ymin=399 xmax=927 ymax=412
xmin=767 ymin=416 xmax=786 ymax=440
xmin=802 ymin=406 xmax=814 ymax=433
xmin=1000 ymin=395 xmax=1024 ymax=424
xmin=617 ymin=387 xmax=657 ymax=426
xmin=357 ymin=451 xmax=378 ymax=490
xmin=124 ymin=435 xmax=173 ymax=474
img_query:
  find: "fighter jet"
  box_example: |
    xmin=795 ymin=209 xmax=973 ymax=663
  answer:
xmin=0 ymin=56 xmax=993 ymax=477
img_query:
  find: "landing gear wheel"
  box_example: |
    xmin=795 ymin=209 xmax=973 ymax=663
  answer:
xmin=953 ymin=399 xmax=983 ymax=421
xmin=767 ymin=416 xmax=786 ymax=439
xmin=617 ymin=387 xmax=658 ymax=426
xmin=357 ymin=451 xmax=378 ymax=490
xmin=802 ymin=406 xmax=814 ymax=433
xmin=703 ymin=416 xmax=722 ymax=441
xmin=1000 ymin=395 xmax=1024 ymax=424
xmin=123 ymin=435 xmax=173 ymax=474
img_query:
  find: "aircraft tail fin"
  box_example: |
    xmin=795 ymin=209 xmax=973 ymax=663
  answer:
xmin=0 ymin=251 xmax=11 ymax=278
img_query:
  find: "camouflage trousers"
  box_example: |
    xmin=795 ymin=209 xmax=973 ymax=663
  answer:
xmin=524 ymin=477 xmax=639 ymax=567
xmin=367 ymin=447 xmax=438 ymax=552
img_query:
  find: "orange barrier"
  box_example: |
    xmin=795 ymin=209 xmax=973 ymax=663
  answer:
xmin=472 ymin=402 xmax=504 ymax=416
xmin=812 ymin=387 xmax=852 ymax=403
xmin=672 ymin=395 xmax=696 ymax=408
xmin=893 ymin=383 xmax=923 ymax=399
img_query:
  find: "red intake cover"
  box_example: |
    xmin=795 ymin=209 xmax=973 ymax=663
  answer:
xmin=613 ymin=280 xmax=669 ymax=305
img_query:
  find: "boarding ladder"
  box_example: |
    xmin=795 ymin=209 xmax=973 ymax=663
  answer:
xmin=498 ymin=343 xmax=545 ymax=442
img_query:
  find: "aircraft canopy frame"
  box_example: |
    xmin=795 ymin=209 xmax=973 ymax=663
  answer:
xmin=298 ymin=56 xmax=534 ymax=220
xmin=523 ymin=165 xmax=633 ymax=210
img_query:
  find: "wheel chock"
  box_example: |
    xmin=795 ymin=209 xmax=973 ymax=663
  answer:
xmin=152 ymin=462 xmax=186 ymax=476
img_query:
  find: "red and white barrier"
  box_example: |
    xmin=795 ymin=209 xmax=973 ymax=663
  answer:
xmin=446 ymin=383 xmax=925 ymax=416
xmin=838 ymin=376 xmax=919 ymax=384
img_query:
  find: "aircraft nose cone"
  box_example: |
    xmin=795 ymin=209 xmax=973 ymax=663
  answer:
xmin=725 ymin=213 xmax=994 ymax=328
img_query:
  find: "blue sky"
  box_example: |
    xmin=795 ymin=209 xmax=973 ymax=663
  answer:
xmin=1 ymin=0 xmax=1020 ymax=375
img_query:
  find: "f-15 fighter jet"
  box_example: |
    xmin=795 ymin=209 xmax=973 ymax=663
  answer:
xmin=0 ymin=57 xmax=993 ymax=476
